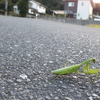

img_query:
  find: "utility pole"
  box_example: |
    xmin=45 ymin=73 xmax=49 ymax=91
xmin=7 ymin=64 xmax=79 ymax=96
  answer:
xmin=5 ymin=0 xmax=8 ymax=15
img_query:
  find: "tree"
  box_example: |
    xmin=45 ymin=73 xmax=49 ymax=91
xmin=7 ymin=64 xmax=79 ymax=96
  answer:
xmin=35 ymin=0 xmax=64 ymax=14
xmin=0 ymin=0 xmax=5 ymax=11
xmin=12 ymin=0 xmax=18 ymax=4
xmin=0 ymin=0 xmax=13 ymax=12
xmin=8 ymin=0 xmax=13 ymax=11
xmin=18 ymin=0 xmax=29 ymax=17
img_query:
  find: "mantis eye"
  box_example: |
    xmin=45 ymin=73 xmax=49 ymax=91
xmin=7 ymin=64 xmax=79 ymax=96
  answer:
xmin=92 ymin=59 xmax=96 ymax=63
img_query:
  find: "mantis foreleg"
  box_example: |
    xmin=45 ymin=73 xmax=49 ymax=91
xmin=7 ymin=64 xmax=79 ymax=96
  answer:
xmin=83 ymin=63 xmax=100 ymax=82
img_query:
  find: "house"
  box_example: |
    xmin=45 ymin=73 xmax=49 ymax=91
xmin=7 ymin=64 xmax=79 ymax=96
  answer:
xmin=29 ymin=0 xmax=46 ymax=16
xmin=13 ymin=0 xmax=46 ymax=17
xmin=63 ymin=0 xmax=95 ymax=20
xmin=51 ymin=10 xmax=65 ymax=17
xmin=13 ymin=5 xmax=19 ymax=14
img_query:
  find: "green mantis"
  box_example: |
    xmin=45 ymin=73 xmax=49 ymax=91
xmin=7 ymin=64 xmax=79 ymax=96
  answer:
xmin=51 ymin=59 xmax=100 ymax=82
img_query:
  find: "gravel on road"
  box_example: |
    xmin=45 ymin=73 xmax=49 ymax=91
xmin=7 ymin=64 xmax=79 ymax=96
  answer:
xmin=0 ymin=16 xmax=100 ymax=100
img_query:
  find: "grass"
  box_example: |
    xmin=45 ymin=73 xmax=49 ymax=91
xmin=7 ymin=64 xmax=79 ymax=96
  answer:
xmin=88 ymin=24 xmax=100 ymax=29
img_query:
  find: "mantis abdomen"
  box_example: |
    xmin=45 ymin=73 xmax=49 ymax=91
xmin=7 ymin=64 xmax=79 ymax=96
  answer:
xmin=51 ymin=64 xmax=80 ymax=75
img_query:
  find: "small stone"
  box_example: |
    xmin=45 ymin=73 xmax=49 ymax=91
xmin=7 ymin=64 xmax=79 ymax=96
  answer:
xmin=26 ymin=41 xmax=31 ymax=43
xmin=16 ymin=79 xmax=22 ymax=82
xmin=19 ymin=74 xmax=28 ymax=79
xmin=70 ymin=84 xmax=75 ymax=87
xmin=45 ymin=96 xmax=50 ymax=99
xmin=72 ymin=76 xmax=78 ymax=79
xmin=43 ymin=84 xmax=47 ymax=87
xmin=30 ymin=95 xmax=34 ymax=99
xmin=6 ymin=79 xmax=13 ymax=83
xmin=80 ymin=86 xmax=86 ymax=89
xmin=59 ymin=81 xmax=63 ymax=84
xmin=43 ymin=63 xmax=47 ymax=66
xmin=33 ymin=78 xmax=38 ymax=81
xmin=65 ymin=97 xmax=72 ymax=100
xmin=88 ymin=96 xmax=93 ymax=100
xmin=86 ymin=93 xmax=90 ymax=96
xmin=49 ymin=61 xmax=53 ymax=64
xmin=62 ymin=86 xmax=67 ymax=89
xmin=92 ymin=93 xmax=98 ymax=97
xmin=68 ymin=60 xmax=74 ymax=64
xmin=14 ymin=45 xmax=18 ymax=47
xmin=80 ymin=50 xmax=83 ymax=53
xmin=76 ymin=94 xmax=81 ymax=98
xmin=50 ymin=93 xmax=53 ymax=97
xmin=27 ymin=54 xmax=31 ymax=57
xmin=96 ymin=84 xmax=100 ymax=87
xmin=78 ymin=81 xmax=82 ymax=84
xmin=54 ymin=97 xmax=59 ymax=99
xmin=37 ymin=98 xmax=44 ymax=100
xmin=57 ymin=50 xmax=62 ymax=53
xmin=26 ymin=78 xmax=30 ymax=82
xmin=20 ymin=90 xmax=30 ymax=94
xmin=97 ymin=96 xmax=100 ymax=99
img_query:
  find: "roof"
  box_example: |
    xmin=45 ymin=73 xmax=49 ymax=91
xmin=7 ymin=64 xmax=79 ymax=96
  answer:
xmin=30 ymin=0 xmax=46 ymax=8
xmin=62 ymin=0 xmax=78 ymax=1
xmin=51 ymin=10 xmax=65 ymax=14
xmin=51 ymin=10 xmax=74 ymax=15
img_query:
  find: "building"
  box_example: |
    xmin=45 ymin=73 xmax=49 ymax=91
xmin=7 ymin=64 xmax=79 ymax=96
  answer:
xmin=13 ymin=0 xmax=46 ymax=17
xmin=63 ymin=0 xmax=95 ymax=20
xmin=29 ymin=0 xmax=46 ymax=16
xmin=13 ymin=5 xmax=19 ymax=14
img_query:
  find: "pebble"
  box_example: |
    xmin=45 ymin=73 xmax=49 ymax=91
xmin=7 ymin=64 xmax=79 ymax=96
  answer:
xmin=88 ymin=96 xmax=93 ymax=100
xmin=62 ymin=86 xmax=67 ymax=89
xmin=45 ymin=96 xmax=50 ymax=100
xmin=48 ymin=61 xmax=53 ymax=64
xmin=30 ymin=95 xmax=34 ymax=99
xmin=6 ymin=79 xmax=13 ymax=83
xmin=37 ymin=98 xmax=45 ymax=100
xmin=72 ymin=76 xmax=78 ymax=79
xmin=19 ymin=74 xmax=28 ymax=79
xmin=54 ymin=97 xmax=59 ymax=99
xmin=65 ymin=97 xmax=72 ymax=100
xmin=16 ymin=79 xmax=23 ymax=82
xmin=92 ymin=93 xmax=98 ymax=97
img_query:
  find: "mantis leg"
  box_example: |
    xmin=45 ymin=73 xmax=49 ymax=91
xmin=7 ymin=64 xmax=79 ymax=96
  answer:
xmin=94 ymin=72 xmax=98 ymax=81
xmin=61 ymin=61 xmax=70 ymax=68
xmin=87 ymin=74 xmax=91 ymax=84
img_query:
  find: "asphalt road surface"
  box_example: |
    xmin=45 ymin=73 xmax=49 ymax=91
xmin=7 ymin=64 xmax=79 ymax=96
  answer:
xmin=0 ymin=15 xmax=100 ymax=100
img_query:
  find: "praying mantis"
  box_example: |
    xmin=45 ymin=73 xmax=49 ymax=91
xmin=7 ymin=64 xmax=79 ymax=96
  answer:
xmin=51 ymin=59 xmax=100 ymax=82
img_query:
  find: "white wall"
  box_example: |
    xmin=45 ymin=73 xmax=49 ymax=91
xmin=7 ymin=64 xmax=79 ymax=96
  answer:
xmin=28 ymin=9 xmax=34 ymax=14
xmin=29 ymin=0 xmax=46 ymax=14
xmin=30 ymin=1 xmax=37 ymax=10
xmin=37 ymin=5 xmax=46 ymax=14
xmin=13 ymin=5 xmax=19 ymax=14
xmin=77 ymin=0 xmax=91 ymax=20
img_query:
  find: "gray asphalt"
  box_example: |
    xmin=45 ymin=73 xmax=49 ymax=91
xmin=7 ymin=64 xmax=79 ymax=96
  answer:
xmin=0 ymin=15 xmax=100 ymax=100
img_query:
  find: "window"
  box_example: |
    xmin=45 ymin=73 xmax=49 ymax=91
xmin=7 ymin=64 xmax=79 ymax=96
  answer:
xmin=29 ymin=3 xmax=32 ymax=8
xmin=68 ymin=2 xmax=74 ymax=7
xmin=82 ymin=2 xmax=84 ymax=6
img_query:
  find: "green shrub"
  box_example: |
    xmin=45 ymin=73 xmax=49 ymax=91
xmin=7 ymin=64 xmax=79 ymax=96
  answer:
xmin=9 ymin=12 xmax=20 ymax=17
xmin=0 ymin=9 xmax=4 ymax=15
xmin=88 ymin=24 xmax=100 ymax=29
